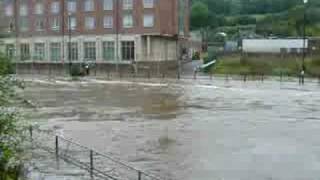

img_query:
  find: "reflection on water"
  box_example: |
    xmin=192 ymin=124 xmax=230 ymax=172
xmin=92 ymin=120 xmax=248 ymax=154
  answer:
xmin=23 ymin=78 xmax=320 ymax=180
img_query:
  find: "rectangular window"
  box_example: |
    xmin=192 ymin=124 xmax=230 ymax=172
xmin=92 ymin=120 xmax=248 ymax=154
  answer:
xmin=123 ymin=0 xmax=133 ymax=10
xmin=19 ymin=18 xmax=29 ymax=32
xmin=123 ymin=14 xmax=133 ymax=28
xmin=68 ymin=42 xmax=78 ymax=61
xmin=84 ymin=42 xmax=96 ymax=61
xmin=84 ymin=0 xmax=94 ymax=12
xmin=51 ymin=17 xmax=60 ymax=30
xmin=5 ymin=44 xmax=14 ymax=59
xmin=34 ymin=3 xmax=43 ymax=15
xmin=103 ymin=0 xmax=113 ymax=10
xmin=50 ymin=43 xmax=61 ymax=61
xmin=103 ymin=16 xmax=113 ymax=29
xmin=51 ymin=1 xmax=60 ymax=14
xmin=143 ymin=0 xmax=154 ymax=8
xmin=5 ymin=4 xmax=13 ymax=16
xmin=20 ymin=44 xmax=30 ymax=61
xmin=121 ymin=41 xmax=134 ymax=61
xmin=68 ymin=16 xmax=77 ymax=30
xmin=34 ymin=43 xmax=45 ymax=61
xmin=67 ymin=0 xmax=77 ymax=13
xmin=143 ymin=14 xmax=154 ymax=27
xmin=36 ymin=19 xmax=45 ymax=31
xmin=20 ymin=4 xmax=28 ymax=16
xmin=85 ymin=16 xmax=95 ymax=30
xmin=102 ymin=41 xmax=115 ymax=61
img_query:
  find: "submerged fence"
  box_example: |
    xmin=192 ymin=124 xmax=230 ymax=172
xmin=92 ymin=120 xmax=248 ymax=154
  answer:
xmin=29 ymin=127 xmax=165 ymax=180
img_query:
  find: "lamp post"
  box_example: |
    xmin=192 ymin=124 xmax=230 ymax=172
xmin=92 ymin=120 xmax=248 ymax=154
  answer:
xmin=68 ymin=12 xmax=72 ymax=73
xmin=301 ymin=0 xmax=308 ymax=84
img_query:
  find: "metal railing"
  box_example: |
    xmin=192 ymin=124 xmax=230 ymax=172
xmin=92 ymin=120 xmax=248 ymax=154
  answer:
xmin=29 ymin=126 xmax=165 ymax=180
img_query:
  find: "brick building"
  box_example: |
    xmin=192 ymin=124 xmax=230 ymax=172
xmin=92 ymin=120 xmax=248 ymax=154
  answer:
xmin=0 ymin=0 xmax=190 ymax=68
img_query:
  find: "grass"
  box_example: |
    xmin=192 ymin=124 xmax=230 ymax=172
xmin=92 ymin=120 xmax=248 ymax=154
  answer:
xmin=211 ymin=54 xmax=320 ymax=77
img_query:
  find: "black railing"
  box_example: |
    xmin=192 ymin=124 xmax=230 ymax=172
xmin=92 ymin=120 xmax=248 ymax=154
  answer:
xmin=29 ymin=127 xmax=166 ymax=180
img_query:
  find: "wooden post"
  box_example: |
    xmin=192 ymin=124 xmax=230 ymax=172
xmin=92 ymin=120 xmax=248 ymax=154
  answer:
xmin=138 ymin=171 xmax=142 ymax=180
xmin=90 ymin=150 xmax=94 ymax=178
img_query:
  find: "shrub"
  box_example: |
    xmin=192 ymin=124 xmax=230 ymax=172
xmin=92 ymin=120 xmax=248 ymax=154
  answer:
xmin=70 ymin=64 xmax=85 ymax=77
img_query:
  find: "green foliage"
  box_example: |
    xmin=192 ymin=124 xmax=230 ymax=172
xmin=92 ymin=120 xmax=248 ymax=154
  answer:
xmin=70 ymin=64 xmax=85 ymax=77
xmin=0 ymin=54 xmax=26 ymax=179
xmin=191 ymin=1 xmax=209 ymax=30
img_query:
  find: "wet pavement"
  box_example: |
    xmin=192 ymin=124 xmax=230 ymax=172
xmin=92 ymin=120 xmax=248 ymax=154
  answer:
xmin=22 ymin=76 xmax=320 ymax=180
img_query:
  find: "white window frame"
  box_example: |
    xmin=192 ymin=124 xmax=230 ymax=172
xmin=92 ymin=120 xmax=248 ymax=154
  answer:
xmin=34 ymin=43 xmax=45 ymax=61
xmin=143 ymin=0 xmax=154 ymax=8
xmin=103 ymin=0 xmax=113 ymax=10
xmin=84 ymin=42 xmax=96 ymax=61
xmin=68 ymin=16 xmax=77 ymax=30
xmin=34 ymin=2 xmax=44 ymax=15
xmin=19 ymin=18 xmax=29 ymax=32
xmin=123 ymin=14 xmax=133 ymax=28
xmin=85 ymin=16 xmax=95 ymax=30
xmin=84 ymin=0 xmax=94 ymax=12
xmin=51 ymin=17 xmax=60 ymax=30
xmin=67 ymin=0 xmax=77 ymax=13
xmin=51 ymin=1 xmax=60 ymax=14
xmin=19 ymin=4 xmax=28 ymax=16
xmin=143 ymin=14 xmax=154 ymax=28
xmin=103 ymin=16 xmax=113 ymax=29
xmin=36 ymin=19 xmax=45 ymax=31
xmin=50 ymin=43 xmax=61 ymax=61
xmin=123 ymin=0 xmax=133 ymax=10
xmin=5 ymin=4 xmax=13 ymax=16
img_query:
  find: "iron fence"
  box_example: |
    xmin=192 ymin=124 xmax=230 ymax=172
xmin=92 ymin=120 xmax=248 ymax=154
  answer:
xmin=29 ymin=126 xmax=165 ymax=180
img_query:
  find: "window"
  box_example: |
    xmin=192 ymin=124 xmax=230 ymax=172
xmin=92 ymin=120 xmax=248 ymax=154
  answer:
xmin=68 ymin=16 xmax=77 ymax=30
xmin=6 ymin=44 xmax=15 ymax=59
xmin=20 ymin=4 xmax=28 ymax=16
xmin=123 ymin=14 xmax=133 ymax=28
xmin=103 ymin=0 xmax=113 ymax=10
xmin=121 ymin=41 xmax=134 ymax=61
xmin=85 ymin=16 xmax=95 ymax=30
xmin=143 ymin=0 xmax=154 ymax=8
xmin=50 ymin=43 xmax=61 ymax=61
xmin=8 ymin=22 xmax=14 ymax=32
xmin=19 ymin=18 xmax=29 ymax=32
xmin=34 ymin=43 xmax=45 ymax=61
xmin=143 ymin=14 xmax=154 ymax=27
xmin=51 ymin=1 xmax=60 ymax=14
xmin=51 ymin=17 xmax=60 ymax=30
xmin=20 ymin=44 xmax=30 ymax=61
xmin=103 ymin=16 xmax=113 ymax=29
xmin=84 ymin=0 xmax=94 ymax=12
xmin=68 ymin=42 xmax=78 ymax=61
xmin=84 ymin=42 xmax=96 ymax=61
xmin=34 ymin=3 xmax=43 ymax=15
xmin=123 ymin=0 xmax=133 ymax=10
xmin=36 ymin=19 xmax=45 ymax=31
xmin=102 ymin=42 xmax=115 ymax=61
xmin=5 ymin=4 xmax=13 ymax=16
xmin=67 ymin=0 xmax=77 ymax=13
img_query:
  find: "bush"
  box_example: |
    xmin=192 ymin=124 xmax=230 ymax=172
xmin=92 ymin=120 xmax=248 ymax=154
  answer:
xmin=0 ymin=54 xmax=15 ymax=75
xmin=70 ymin=64 xmax=85 ymax=77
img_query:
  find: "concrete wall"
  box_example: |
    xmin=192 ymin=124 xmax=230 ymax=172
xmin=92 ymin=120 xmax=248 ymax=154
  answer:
xmin=243 ymin=39 xmax=309 ymax=53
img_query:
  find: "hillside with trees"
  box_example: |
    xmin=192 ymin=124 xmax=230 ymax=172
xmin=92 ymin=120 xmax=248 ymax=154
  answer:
xmin=191 ymin=0 xmax=320 ymax=41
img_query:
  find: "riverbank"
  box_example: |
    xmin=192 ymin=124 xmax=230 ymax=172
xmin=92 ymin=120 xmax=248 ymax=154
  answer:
xmin=210 ymin=54 xmax=320 ymax=76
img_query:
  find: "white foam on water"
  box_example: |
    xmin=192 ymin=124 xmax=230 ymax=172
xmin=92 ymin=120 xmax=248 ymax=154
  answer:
xmin=89 ymin=79 xmax=168 ymax=87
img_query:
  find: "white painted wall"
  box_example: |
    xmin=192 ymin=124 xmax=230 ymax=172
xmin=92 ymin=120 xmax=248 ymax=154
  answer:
xmin=243 ymin=39 xmax=309 ymax=53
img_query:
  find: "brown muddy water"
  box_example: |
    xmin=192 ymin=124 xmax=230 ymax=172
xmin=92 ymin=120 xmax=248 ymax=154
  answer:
xmin=23 ymin=77 xmax=320 ymax=180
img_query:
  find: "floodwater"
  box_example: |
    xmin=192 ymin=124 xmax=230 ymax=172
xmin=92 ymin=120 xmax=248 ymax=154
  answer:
xmin=23 ymin=76 xmax=320 ymax=180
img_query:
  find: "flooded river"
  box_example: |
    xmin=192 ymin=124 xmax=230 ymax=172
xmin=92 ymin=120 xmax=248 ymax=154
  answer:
xmin=23 ymin=77 xmax=320 ymax=180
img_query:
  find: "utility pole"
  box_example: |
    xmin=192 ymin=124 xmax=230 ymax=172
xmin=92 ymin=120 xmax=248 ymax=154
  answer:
xmin=68 ymin=12 xmax=72 ymax=74
xmin=62 ymin=0 xmax=65 ymax=74
xmin=13 ymin=0 xmax=18 ymax=75
xmin=301 ymin=0 xmax=308 ymax=85
xmin=115 ymin=0 xmax=119 ymax=74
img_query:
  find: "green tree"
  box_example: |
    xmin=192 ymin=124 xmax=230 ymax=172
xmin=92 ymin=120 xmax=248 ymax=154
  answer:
xmin=0 ymin=53 xmax=26 ymax=180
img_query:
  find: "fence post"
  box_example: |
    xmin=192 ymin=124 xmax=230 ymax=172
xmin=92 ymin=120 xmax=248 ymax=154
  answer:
xmin=138 ymin=171 xmax=142 ymax=180
xmin=55 ymin=136 xmax=59 ymax=169
xmin=90 ymin=150 xmax=94 ymax=179
xmin=29 ymin=126 xmax=33 ymax=141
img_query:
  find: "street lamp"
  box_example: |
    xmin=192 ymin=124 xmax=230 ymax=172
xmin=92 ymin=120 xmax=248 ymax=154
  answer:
xmin=68 ymin=12 xmax=72 ymax=73
xmin=301 ymin=0 xmax=308 ymax=84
